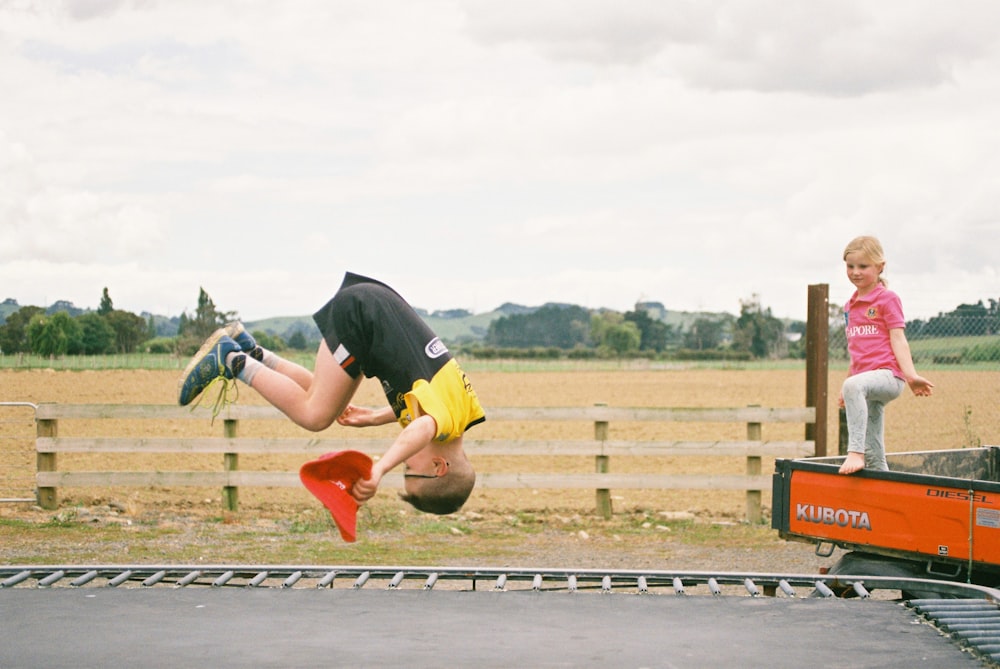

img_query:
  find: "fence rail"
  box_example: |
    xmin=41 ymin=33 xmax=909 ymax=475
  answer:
xmin=27 ymin=403 xmax=816 ymax=522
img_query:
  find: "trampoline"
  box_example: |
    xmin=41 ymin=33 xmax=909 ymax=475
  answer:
xmin=2 ymin=565 xmax=998 ymax=668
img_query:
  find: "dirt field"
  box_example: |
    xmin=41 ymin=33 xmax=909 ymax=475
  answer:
xmin=2 ymin=367 xmax=998 ymax=573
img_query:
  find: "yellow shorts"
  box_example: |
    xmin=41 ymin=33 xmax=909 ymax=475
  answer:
xmin=400 ymin=359 xmax=485 ymax=442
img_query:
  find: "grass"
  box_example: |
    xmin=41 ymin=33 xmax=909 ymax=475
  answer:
xmin=4 ymin=345 xmax=997 ymax=373
xmin=0 ymin=352 xmax=815 ymax=372
xmin=0 ymin=501 xmax=782 ymax=568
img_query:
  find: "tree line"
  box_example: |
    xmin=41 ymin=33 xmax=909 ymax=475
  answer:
xmin=0 ymin=288 xmax=798 ymax=361
xmin=480 ymin=294 xmax=798 ymax=360
xmin=2 ymin=287 xmax=997 ymax=362
xmin=0 ymin=287 xmax=294 ymax=358
xmin=0 ymin=289 xmax=150 ymax=357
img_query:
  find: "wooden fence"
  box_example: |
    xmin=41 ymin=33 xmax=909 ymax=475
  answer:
xmin=32 ymin=403 xmax=816 ymax=522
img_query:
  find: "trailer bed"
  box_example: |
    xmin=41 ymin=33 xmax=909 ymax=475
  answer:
xmin=772 ymin=446 xmax=1000 ymax=587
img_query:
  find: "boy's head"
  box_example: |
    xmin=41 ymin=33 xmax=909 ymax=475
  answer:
xmin=399 ymin=447 xmax=475 ymax=515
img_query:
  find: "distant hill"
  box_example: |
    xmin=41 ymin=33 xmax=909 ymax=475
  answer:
xmin=1 ymin=296 xmax=743 ymax=345
xmin=0 ymin=298 xmax=88 ymax=321
xmin=0 ymin=298 xmax=20 ymax=322
xmin=243 ymin=301 xmax=736 ymax=346
xmin=244 ymin=308 xmax=506 ymax=345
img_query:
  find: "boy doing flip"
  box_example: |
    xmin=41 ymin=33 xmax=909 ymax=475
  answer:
xmin=178 ymin=272 xmax=485 ymax=514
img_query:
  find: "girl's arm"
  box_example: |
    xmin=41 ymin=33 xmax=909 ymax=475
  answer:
xmin=889 ymin=328 xmax=934 ymax=396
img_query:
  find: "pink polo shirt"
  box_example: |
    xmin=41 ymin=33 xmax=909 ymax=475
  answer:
xmin=844 ymin=283 xmax=906 ymax=378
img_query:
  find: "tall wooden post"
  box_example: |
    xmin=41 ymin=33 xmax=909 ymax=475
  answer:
xmin=805 ymin=284 xmax=829 ymax=456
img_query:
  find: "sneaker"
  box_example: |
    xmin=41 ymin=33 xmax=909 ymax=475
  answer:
xmin=225 ymin=321 xmax=264 ymax=361
xmin=178 ymin=329 xmax=243 ymax=406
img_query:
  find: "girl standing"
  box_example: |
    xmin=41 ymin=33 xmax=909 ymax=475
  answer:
xmin=839 ymin=236 xmax=934 ymax=474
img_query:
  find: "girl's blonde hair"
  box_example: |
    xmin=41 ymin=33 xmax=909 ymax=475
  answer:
xmin=843 ymin=235 xmax=888 ymax=287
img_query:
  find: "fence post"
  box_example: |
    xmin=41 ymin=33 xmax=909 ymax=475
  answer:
xmin=806 ymin=283 xmax=829 ymax=456
xmin=36 ymin=416 xmax=58 ymax=510
xmin=594 ymin=403 xmax=612 ymax=519
xmin=746 ymin=406 xmax=762 ymax=523
xmin=222 ymin=418 xmax=239 ymax=512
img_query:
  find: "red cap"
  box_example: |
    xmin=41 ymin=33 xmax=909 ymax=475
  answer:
xmin=299 ymin=450 xmax=373 ymax=542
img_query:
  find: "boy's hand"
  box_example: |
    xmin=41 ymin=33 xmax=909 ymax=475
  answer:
xmin=351 ymin=467 xmax=383 ymax=503
xmin=338 ymin=404 xmax=395 ymax=428
xmin=337 ymin=404 xmax=376 ymax=427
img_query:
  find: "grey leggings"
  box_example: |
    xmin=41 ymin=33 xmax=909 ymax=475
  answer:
xmin=842 ymin=369 xmax=905 ymax=471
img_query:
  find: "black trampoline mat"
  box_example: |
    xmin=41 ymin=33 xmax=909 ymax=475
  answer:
xmin=0 ymin=588 xmax=984 ymax=668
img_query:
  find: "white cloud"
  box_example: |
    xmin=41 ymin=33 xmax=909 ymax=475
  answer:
xmin=0 ymin=0 xmax=998 ymax=323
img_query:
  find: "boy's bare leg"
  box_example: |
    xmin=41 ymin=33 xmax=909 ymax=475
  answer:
xmin=839 ymin=452 xmax=865 ymax=475
xmin=248 ymin=340 xmax=361 ymax=431
xmin=268 ymin=355 xmax=314 ymax=391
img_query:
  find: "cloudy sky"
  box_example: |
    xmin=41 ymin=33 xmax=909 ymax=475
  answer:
xmin=2 ymin=0 xmax=998 ymax=323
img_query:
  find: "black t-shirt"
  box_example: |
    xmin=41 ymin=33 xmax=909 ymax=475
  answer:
xmin=313 ymin=272 xmax=452 ymax=417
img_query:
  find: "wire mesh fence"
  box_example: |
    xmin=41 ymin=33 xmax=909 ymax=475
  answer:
xmin=828 ymin=308 xmax=1000 ymax=368
xmin=828 ymin=310 xmax=1000 ymax=452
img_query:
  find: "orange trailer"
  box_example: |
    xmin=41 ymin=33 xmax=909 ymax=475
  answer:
xmin=772 ymin=447 xmax=1000 ymax=594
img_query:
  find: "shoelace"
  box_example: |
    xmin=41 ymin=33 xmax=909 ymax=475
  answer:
xmin=189 ymin=375 xmax=239 ymax=424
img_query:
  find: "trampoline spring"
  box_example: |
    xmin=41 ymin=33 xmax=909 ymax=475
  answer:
xmin=937 ymin=617 xmax=1000 ymax=631
xmin=353 ymin=571 xmax=371 ymax=589
xmin=907 ymin=598 xmax=967 ymax=607
xmin=911 ymin=601 xmax=999 ymax=612
xmin=851 ymin=582 xmax=871 ymax=599
xmin=423 ymin=573 xmax=438 ymax=590
xmin=212 ymin=571 xmax=235 ymax=587
xmin=317 ymin=571 xmax=337 ymax=588
xmin=493 ymin=574 xmax=507 ymax=591
xmin=248 ymin=572 xmax=269 ymax=588
xmin=107 ymin=570 xmax=133 ymax=588
xmin=778 ymin=580 xmax=796 ymax=598
xmin=636 ymin=576 xmax=648 ymax=593
xmin=567 ymin=575 xmax=577 ymax=592
xmin=964 ymin=643 xmax=1000 ymax=658
xmin=176 ymin=571 xmax=202 ymax=587
xmin=70 ymin=571 xmax=100 ymax=587
xmin=38 ymin=570 xmax=66 ymax=588
xmin=908 ymin=599 xmax=1000 ymax=614
xmin=532 ymin=574 xmax=543 ymax=591
xmin=282 ymin=571 xmax=303 ymax=588
xmin=948 ymin=623 xmax=1000 ymax=636
xmin=956 ymin=636 xmax=1000 ymax=649
xmin=933 ymin=610 xmax=1000 ymax=621
xmin=142 ymin=571 xmax=167 ymax=587
xmin=744 ymin=578 xmax=760 ymax=597
xmin=707 ymin=578 xmax=721 ymax=596
xmin=389 ymin=572 xmax=405 ymax=589
xmin=1 ymin=570 xmax=32 ymax=588
xmin=672 ymin=577 xmax=685 ymax=595
xmin=814 ymin=581 xmax=836 ymax=598
xmin=601 ymin=576 xmax=612 ymax=593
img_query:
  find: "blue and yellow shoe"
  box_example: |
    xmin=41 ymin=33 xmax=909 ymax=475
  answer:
xmin=178 ymin=329 xmax=243 ymax=408
xmin=225 ymin=321 xmax=263 ymax=361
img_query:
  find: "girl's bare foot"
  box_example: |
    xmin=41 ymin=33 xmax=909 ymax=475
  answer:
xmin=839 ymin=452 xmax=865 ymax=475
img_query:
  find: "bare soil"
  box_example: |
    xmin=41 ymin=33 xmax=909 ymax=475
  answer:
xmin=1 ymin=367 xmax=997 ymax=574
